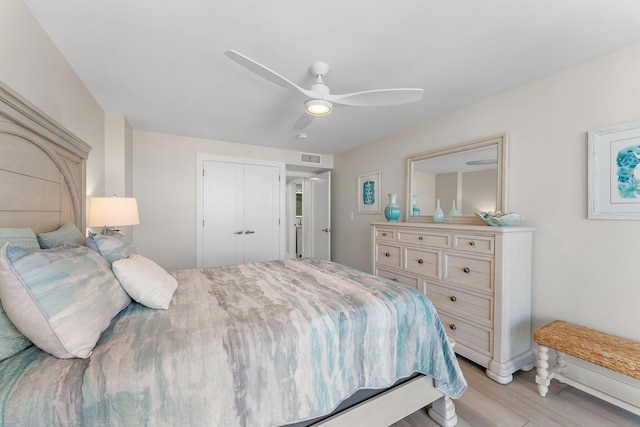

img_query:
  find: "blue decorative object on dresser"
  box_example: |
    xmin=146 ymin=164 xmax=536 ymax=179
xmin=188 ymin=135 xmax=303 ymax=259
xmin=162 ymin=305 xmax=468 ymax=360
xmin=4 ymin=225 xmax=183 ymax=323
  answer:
xmin=433 ymin=199 xmax=444 ymax=223
xmin=412 ymin=195 xmax=421 ymax=215
xmin=384 ymin=193 xmax=401 ymax=221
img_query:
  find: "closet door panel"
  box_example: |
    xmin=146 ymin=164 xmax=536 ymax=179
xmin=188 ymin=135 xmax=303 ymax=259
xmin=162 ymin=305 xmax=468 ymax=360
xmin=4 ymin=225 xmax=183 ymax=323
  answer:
xmin=203 ymin=161 xmax=244 ymax=267
xmin=243 ymin=164 xmax=280 ymax=264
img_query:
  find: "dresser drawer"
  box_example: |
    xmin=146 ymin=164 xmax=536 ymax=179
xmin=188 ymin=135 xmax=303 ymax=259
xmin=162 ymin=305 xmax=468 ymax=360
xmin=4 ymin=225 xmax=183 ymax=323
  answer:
xmin=404 ymin=247 xmax=439 ymax=279
xmin=438 ymin=312 xmax=492 ymax=358
xmin=425 ymin=282 xmax=492 ymax=326
xmin=376 ymin=244 xmax=402 ymax=269
xmin=453 ymin=234 xmax=494 ymax=255
xmin=444 ymin=253 xmax=493 ymax=291
xmin=376 ymin=268 xmax=419 ymax=290
xmin=397 ymin=230 xmax=451 ymax=248
xmin=376 ymin=228 xmax=396 ymax=241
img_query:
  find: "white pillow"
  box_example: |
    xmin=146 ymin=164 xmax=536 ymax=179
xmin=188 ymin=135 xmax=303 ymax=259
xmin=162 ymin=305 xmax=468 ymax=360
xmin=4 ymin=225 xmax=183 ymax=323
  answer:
xmin=112 ymin=254 xmax=178 ymax=310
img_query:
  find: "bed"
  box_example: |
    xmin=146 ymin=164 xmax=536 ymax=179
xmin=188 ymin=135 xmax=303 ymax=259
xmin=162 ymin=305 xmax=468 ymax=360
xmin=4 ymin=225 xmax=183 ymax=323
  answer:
xmin=0 ymin=81 xmax=466 ymax=426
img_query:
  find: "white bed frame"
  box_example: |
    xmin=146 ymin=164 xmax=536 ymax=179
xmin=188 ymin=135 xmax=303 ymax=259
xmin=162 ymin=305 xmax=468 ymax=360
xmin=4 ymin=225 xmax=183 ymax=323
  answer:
xmin=0 ymin=79 xmax=458 ymax=427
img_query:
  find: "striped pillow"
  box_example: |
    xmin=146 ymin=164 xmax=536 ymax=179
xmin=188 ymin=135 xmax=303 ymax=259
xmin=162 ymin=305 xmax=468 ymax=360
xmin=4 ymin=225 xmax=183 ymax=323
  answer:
xmin=37 ymin=222 xmax=85 ymax=249
xmin=0 ymin=228 xmax=39 ymax=249
xmin=0 ymin=244 xmax=131 ymax=358
xmin=85 ymin=232 xmax=136 ymax=264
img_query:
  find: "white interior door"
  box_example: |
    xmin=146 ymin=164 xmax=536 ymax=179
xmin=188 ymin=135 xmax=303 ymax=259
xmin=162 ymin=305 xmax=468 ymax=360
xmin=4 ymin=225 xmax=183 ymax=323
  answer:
xmin=310 ymin=171 xmax=331 ymax=260
xmin=203 ymin=160 xmax=244 ymax=267
xmin=242 ymin=164 xmax=281 ymax=264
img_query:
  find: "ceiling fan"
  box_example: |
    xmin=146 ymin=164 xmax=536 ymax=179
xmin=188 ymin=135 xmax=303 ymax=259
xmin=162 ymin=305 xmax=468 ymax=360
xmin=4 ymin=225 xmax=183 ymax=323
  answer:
xmin=224 ymin=50 xmax=424 ymax=131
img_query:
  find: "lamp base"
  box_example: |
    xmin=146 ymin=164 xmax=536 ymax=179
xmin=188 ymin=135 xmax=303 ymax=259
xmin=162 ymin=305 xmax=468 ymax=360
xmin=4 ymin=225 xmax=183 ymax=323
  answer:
xmin=100 ymin=227 xmax=120 ymax=235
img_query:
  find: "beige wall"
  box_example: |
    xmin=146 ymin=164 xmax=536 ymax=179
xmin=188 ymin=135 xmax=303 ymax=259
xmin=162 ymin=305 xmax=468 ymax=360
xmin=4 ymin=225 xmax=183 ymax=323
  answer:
xmin=333 ymin=43 xmax=640 ymax=341
xmin=132 ymin=130 xmax=333 ymax=270
xmin=0 ymin=0 xmax=106 ymax=202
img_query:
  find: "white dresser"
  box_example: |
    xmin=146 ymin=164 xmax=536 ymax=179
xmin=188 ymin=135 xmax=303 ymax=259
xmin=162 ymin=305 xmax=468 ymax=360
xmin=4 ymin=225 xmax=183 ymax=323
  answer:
xmin=371 ymin=221 xmax=535 ymax=384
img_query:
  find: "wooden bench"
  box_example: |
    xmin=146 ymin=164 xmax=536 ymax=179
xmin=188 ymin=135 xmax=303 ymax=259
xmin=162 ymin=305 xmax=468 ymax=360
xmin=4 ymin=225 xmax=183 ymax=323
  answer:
xmin=533 ymin=320 xmax=640 ymax=416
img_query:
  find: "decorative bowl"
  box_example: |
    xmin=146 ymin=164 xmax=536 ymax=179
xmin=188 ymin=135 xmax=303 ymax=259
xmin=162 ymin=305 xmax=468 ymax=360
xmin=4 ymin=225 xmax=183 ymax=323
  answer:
xmin=474 ymin=211 xmax=524 ymax=227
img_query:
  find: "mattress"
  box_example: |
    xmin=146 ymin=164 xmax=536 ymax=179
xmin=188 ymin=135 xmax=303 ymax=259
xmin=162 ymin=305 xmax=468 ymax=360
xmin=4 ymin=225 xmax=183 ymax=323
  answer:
xmin=0 ymin=258 xmax=466 ymax=426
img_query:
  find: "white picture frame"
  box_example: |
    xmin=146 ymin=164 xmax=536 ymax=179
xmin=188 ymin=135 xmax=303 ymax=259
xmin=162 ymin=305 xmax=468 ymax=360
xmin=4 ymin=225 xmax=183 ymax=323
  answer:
xmin=588 ymin=121 xmax=640 ymax=219
xmin=357 ymin=170 xmax=381 ymax=214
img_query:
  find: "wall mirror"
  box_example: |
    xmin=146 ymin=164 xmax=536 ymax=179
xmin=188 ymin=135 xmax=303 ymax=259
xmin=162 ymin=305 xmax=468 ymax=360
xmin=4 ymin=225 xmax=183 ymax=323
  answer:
xmin=406 ymin=134 xmax=507 ymax=223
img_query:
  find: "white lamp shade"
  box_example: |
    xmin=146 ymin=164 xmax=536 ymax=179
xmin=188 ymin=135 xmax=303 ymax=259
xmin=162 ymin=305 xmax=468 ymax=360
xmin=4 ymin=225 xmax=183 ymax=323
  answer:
xmin=88 ymin=197 xmax=140 ymax=227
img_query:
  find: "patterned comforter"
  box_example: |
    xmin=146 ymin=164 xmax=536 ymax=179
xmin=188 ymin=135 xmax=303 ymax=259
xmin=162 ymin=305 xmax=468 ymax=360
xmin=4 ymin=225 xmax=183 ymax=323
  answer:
xmin=0 ymin=259 xmax=466 ymax=426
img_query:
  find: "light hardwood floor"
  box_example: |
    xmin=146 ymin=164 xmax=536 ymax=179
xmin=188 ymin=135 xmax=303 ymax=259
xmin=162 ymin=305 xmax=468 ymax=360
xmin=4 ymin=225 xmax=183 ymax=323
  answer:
xmin=393 ymin=357 xmax=640 ymax=427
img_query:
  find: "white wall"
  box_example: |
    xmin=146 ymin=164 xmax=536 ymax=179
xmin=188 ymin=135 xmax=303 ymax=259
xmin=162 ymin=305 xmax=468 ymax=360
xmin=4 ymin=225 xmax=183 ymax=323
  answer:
xmin=0 ymin=0 xmax=106 ymax=200
xmin=333 ymin=43 xmax=640 ymax=342
xmin=132 ymin=130 xmax=333 ymax=270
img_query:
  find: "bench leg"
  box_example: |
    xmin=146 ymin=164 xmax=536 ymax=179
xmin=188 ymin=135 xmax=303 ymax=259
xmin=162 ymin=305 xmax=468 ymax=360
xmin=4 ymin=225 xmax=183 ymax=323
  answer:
xmin=535 ymin=344 xmax=551 ymax=397
xmin=553 ymin=351 xmax=567 ymax=383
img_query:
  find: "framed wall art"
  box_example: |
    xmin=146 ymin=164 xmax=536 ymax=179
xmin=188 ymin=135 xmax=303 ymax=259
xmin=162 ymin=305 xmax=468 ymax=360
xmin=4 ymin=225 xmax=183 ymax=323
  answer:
xmin=588 ymin=121 xmax=640 ymax=219
xmin=357 ymin=170 xmax=381 ymax=214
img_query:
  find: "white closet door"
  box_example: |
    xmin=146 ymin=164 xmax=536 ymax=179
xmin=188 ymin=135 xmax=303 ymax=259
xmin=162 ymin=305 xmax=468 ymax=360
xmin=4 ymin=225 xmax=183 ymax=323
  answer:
xmin=203 ymin=160 xmax=244 ymax=267
xmin=242 ymin=164 xmax=280 ymax=264
xmin=201 ymin=159 xmax=281 ymax=267
xmin=310 ymin=171 xmax=331 ymax=260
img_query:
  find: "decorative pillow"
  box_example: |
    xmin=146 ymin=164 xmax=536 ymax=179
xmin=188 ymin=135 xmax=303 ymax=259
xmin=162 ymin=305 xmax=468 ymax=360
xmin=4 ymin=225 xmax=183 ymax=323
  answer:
xmin=0 ymin=243 xmax=131 ymax=359
xmin=0 ymin=228 xmax=39 ymax=249
xmin=85 ymin=232 xmax=136 ymax=264
xmin=37 ymin=222 xmax=85 ymax=249
xmin=0 ymin=303 xmax=32 ymax=362
xmin=112 ymin=254 xmax=178 ymax=310
xmin=0 ymin=229 xmax=38 ymax=361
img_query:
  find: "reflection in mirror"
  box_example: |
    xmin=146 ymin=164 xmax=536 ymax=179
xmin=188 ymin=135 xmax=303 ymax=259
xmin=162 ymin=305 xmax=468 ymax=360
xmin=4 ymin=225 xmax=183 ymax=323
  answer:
xmin=295 ymin=185 xmax=303 ymax=217
xmin=407 ymin=134 xmax=506 ymax=223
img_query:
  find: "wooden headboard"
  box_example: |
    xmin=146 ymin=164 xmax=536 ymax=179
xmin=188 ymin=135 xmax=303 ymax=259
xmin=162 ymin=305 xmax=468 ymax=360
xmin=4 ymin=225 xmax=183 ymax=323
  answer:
xmin=0 ymin=81 xmax=91 ymax=234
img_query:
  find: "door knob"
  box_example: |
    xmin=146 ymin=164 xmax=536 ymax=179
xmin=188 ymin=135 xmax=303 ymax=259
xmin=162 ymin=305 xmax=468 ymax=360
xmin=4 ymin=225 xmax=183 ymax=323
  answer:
xmin=322 ymin=228 xmax=331 ymax=232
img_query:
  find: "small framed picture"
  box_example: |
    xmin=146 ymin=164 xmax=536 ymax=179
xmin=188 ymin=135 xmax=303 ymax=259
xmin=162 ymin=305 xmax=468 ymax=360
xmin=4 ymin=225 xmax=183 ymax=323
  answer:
xmin=588 ymin=121 xmax=640 ymax=219
xmin=357 ymin=170 xmax=381 ymax=214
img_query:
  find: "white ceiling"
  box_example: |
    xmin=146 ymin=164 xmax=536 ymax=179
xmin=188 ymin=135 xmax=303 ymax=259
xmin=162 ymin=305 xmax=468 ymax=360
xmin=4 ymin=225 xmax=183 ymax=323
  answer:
xmin=23 ymin=0 xmax=640 ymax=156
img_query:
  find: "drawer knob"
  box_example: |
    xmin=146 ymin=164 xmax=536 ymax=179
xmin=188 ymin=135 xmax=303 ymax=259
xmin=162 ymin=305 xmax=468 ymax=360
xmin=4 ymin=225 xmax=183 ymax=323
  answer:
xmin=418 ymin=236 xmax=424 ymax=240
xmin=385 ymin=252 xmax=391 ymax=257
xmin=450 ymin=296 xmax=457 ymax=302
xmin=382 ymin=232 xmax=387 ymax=237
xmin=463 ymin=267 xmax=470 ymax=273
xmin=469 ymin=241 xmax=476 ymax=246
xmin=418 ymin=258 xmax=424 ymax=264
xmin=450 ymin=324 xmax=457 ymax=331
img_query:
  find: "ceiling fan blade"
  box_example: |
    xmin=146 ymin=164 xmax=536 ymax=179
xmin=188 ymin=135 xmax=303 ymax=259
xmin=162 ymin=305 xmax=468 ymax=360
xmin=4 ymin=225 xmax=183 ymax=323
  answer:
xmin=225 ymin=50 xmax=314 ymax=98
xmin=328 ymin=88 xmax=424 ymax=107
xmin=293 ymin=113 xmax=314 ymax=131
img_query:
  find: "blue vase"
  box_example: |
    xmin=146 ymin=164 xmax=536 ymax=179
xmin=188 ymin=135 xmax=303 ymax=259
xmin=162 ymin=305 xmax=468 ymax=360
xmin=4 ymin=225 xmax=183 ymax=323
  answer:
xmin=448 ymin=200 xmax=457 ymax=217
xmin=412 ymin=195 xmax=421 ymax=215
xmin=384 ymin=193 xmax=401 ymax=222
xmin=433 ymin=199 xmax=444 ymax=223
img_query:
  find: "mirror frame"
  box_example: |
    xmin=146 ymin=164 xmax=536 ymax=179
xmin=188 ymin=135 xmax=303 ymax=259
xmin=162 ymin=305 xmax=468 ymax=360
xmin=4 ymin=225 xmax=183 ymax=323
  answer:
xmin=406 ymin=133 xmax=507 ymax=224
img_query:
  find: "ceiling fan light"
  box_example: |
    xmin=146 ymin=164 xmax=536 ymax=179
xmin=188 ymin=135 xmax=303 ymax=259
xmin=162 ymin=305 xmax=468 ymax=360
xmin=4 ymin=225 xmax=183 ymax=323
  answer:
xmin=305 ymin=99 xmax=332 ymax=116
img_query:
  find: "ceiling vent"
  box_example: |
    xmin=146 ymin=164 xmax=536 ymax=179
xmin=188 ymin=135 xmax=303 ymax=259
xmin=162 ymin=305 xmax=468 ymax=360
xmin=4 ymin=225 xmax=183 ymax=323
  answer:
xmin=300 ymin=153 xmax=321 ymax=164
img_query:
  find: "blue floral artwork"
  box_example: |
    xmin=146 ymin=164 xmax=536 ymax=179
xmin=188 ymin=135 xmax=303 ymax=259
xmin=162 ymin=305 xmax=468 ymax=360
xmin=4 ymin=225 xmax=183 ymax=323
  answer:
xmin=616 ymin=144 xmax=640 ymax=199
xmin=362 ymin=180 xmax=375 ymax=205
